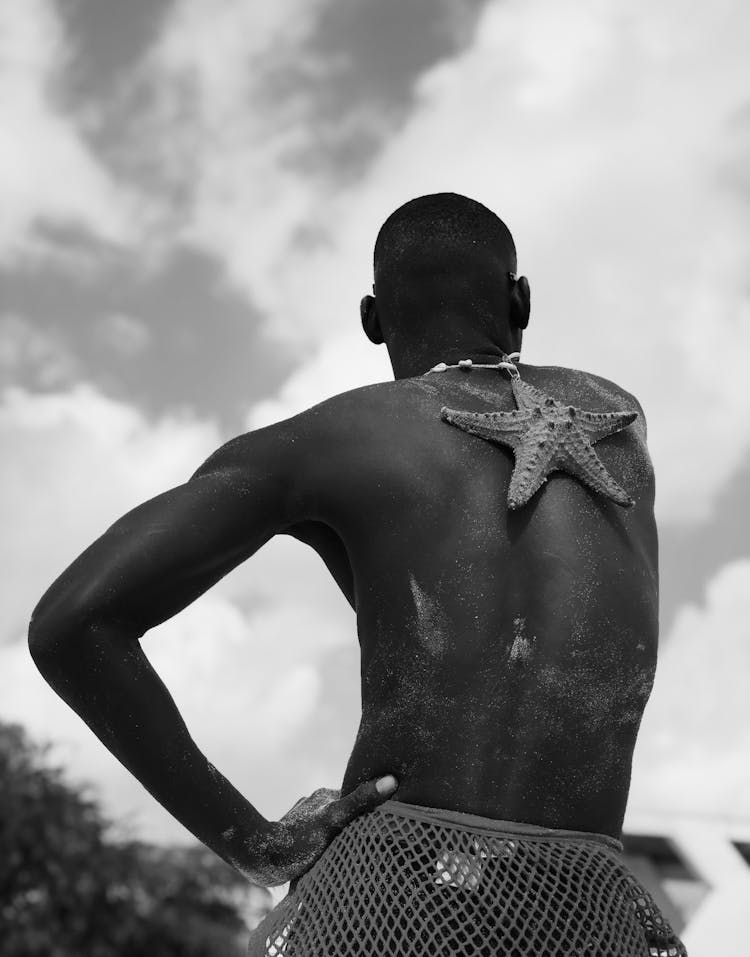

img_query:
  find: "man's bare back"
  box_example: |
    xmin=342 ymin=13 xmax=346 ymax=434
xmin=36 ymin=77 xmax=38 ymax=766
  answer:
xmin=285 ymin=363 xmax=657 ymax=840
xmin=29 ymin=192 xmax=659 ymax=891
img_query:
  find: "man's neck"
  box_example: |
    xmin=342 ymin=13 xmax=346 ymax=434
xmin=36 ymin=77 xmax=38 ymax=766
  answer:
xmin=389 ymin=346 xmax=521 ymax=381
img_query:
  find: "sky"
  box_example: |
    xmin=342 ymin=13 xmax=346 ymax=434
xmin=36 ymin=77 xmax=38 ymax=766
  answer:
xmin=0 ymin=0 xmax=749 ymax=845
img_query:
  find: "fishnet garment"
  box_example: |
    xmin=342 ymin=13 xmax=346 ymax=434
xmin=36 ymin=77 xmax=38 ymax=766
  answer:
xmin=248 ymin=803 xmax=687 ymax=957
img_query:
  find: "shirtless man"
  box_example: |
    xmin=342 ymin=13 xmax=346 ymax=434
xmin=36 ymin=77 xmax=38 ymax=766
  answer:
xmin=29 ymin=194 xmax=682 ymax=955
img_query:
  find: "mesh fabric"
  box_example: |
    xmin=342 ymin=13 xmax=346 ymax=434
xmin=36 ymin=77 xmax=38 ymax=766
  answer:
xmin=248 ymin=799 xmax=687 ymax=956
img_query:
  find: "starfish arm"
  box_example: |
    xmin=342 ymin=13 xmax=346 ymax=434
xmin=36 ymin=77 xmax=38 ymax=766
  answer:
xmin=441 ymin=407 xmax=532 ymax=450
xmin=574 ymin=408 xmax=638 ymax=443
xmin=511 ymin=378 xmax=561 ymax=411
xmin=506 ymin=433 xmax=558 ymax=509
xmin=560 ymin=436 xmax=635 ymax=507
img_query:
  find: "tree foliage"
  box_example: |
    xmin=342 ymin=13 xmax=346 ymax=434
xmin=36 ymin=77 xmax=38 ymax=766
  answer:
xmin=0 ymin=721 xmax=272 ymax=956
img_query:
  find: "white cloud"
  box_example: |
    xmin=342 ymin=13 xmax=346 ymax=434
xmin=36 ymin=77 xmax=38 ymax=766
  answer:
xmin=246 ymin=333 xmax=393 ymax=428
xmin=628 ymin=558 xmax=750 ymax=823
xmin=144 ymin=0 xmax=334 ymax=333
xmin=0 ymin=1 xmax=145 ymax=264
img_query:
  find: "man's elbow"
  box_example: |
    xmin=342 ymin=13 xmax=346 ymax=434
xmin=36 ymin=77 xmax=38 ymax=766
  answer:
xmin=29 ymin=586 xmax=143 ymax=672
xmin=28 ymin=597 xmax=75 ymax=671
xmin=27 ymin=583 xmax=97 ymax=672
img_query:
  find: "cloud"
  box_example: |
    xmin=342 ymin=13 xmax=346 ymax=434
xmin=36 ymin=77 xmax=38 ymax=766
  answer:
xmin=0 ymin=314 xmax=79 ymax=388
xmin=95 ymin=314 xmax=152 ymax=356
xmin=628 ymin=558 xmax=750 ymax=822
xmin=0 ymin=1 xmax=145 ymax=265
xmin=246 ymin=333 xmax=393 ymax=428
xmin=141 ymin=0 xmax=335 ymax=329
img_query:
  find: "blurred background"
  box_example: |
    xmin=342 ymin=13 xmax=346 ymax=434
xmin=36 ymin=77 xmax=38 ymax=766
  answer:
xmin=1 ymin=0 xmax=748 ymax=952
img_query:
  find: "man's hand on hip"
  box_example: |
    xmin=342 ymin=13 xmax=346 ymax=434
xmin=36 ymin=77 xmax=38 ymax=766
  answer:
xmin=246 ymin=775 xmax=399 ymax=886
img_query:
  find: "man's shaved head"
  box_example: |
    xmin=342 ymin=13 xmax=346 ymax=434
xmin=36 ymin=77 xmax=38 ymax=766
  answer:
xmin=372 ymin=193 xmax=519 ymax=335
xmin=374 ymin=192 xmax=517 ymax=285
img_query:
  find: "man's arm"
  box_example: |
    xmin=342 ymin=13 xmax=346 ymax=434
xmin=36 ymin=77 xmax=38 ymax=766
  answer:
xmin=29 ymin=427 xmax=302 ymax=867
xmin=27 ymin=418 xmax=312 ymax=880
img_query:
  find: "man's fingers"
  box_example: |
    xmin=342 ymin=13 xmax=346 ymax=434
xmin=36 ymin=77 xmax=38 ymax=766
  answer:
xmin=311 ymin=787 xmax=340 ymax=808
xmin=330 ymin=775 xmax=399 ymax=826
xmin=285 ymin=787 xmax=340 ymax=822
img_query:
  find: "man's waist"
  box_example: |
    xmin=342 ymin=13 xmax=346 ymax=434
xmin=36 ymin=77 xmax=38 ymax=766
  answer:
xmin=375 ymin=798 xmax=624 ymax=852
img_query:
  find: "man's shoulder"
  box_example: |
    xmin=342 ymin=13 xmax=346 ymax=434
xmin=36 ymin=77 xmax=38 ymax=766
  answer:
xmin=281 ymin=380 xmax=406 ymax=442
xmin=525 ymin=364 xmax=648 ymax=447
xmin=531 ymin=364 xmax=645 ymax=413
xmin=193 ymin=380 xmax=400 ymax=478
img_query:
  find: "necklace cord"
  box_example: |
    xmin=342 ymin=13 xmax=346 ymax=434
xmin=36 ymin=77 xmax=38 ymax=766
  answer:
xmin=424 ymin=353 xmax=521 ymax=379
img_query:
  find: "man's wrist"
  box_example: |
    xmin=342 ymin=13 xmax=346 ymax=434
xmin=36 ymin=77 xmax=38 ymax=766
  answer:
xmin=225 ymin=818 xmax=286 ymax=886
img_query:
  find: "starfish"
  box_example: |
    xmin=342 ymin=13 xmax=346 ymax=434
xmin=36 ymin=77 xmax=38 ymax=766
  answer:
xmin=441 ymin=378 xmax=638 ymax=510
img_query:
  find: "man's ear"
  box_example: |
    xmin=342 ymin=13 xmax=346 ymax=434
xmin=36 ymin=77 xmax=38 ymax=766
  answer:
xmin=510 ymin=276 xmax=530 ymax=331
xmin=360 ymin=294 xmax=384 ymax=345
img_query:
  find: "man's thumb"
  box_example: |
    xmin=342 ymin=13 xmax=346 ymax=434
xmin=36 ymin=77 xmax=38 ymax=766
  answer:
xmin=375 ymin=774 xmax=398 ymax=796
